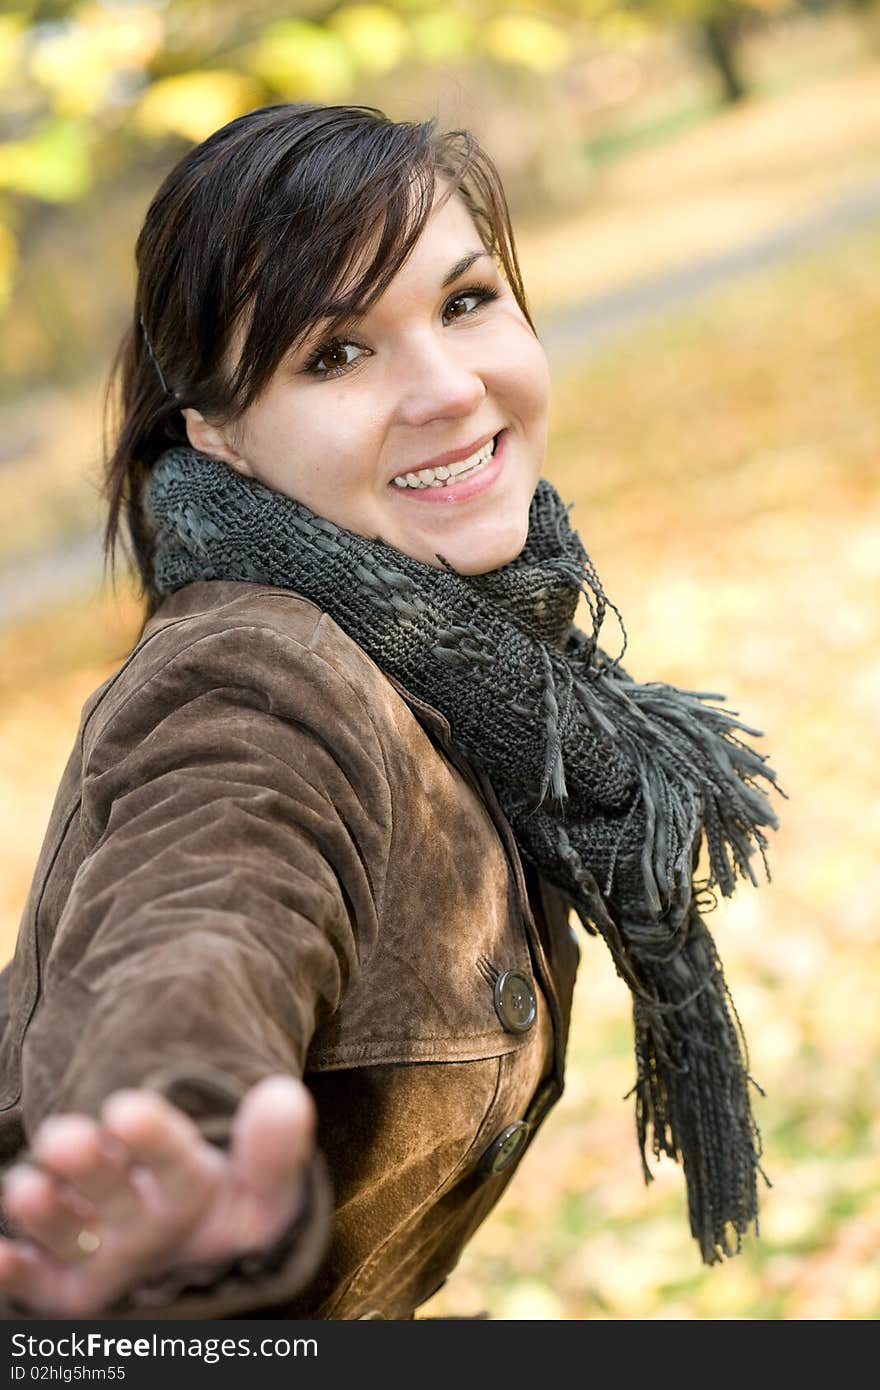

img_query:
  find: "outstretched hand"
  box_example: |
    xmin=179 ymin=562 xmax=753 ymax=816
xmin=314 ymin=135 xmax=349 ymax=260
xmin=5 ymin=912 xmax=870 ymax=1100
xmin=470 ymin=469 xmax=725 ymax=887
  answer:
xmin=0 ymin=1075 xmax=315 ymax=1317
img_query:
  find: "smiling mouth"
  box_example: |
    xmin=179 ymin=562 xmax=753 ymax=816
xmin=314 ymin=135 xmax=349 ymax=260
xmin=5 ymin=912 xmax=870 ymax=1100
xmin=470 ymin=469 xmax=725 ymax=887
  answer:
xmin=390 ymin=435 xmax=498 ymax=491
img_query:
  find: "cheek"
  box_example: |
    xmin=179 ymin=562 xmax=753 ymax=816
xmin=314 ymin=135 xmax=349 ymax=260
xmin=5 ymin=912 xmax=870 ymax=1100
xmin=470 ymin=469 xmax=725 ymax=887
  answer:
xmin=492 ymin=325 xmax=550 ymax=428
xmin=246 ymin=396 xmax=366 ymax=476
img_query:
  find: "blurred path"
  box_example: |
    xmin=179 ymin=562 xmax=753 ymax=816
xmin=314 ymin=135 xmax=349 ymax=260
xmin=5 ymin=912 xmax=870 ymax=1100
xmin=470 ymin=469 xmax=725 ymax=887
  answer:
xmin=536 ymin=176 xmax=880 ymax=364
xmin=1 ymin=528 xmax=108 ymax=626
xmin=2 ymin=172 xmax=880 ymax=626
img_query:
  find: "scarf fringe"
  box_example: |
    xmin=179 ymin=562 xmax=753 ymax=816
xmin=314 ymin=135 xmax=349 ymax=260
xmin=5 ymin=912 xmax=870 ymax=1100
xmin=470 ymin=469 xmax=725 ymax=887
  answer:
xmin=588 ymin=667 xmax=779 ymax=903
xmin=535 ymin=647 xmax=778 ymax=1263
xmin=563 ymin=838 xmax=766 ymax=1265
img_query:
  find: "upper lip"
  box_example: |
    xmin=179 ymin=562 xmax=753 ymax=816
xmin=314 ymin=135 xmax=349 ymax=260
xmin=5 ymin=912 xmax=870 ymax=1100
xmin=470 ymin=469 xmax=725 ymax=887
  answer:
xmin=390 ymin=430 xmax=499 ymax=482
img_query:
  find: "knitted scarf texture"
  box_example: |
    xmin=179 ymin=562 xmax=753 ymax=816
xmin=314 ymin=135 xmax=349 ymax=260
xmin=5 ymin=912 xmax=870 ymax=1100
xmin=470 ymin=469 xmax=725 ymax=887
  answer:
xmin=146 ymin=445 xmax=780 ymax=1265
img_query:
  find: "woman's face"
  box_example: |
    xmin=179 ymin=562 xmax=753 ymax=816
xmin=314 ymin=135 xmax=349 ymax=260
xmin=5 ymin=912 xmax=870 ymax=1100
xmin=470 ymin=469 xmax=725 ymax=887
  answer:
xmin=183 ymin=189 xmax=551 ymax=573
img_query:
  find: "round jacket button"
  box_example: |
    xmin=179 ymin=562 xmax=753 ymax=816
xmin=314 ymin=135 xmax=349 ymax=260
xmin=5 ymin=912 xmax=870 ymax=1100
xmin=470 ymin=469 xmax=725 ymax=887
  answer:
xmin=480 ymin=1120 xmax=530 ymax=1175
xmin=493 ymin=970 xmax=536 ymax=1033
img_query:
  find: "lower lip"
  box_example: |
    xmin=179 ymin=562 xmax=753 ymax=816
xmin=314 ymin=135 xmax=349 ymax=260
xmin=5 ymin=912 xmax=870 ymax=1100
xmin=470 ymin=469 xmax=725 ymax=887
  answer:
xmin=388 ymin=431 xmax=506 ymax=505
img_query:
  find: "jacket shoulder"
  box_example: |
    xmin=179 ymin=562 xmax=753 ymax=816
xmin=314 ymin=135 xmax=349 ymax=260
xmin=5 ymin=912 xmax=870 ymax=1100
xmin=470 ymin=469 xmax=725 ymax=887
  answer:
xmin=81 ymin=581 xmax=398 ymax=767
xmin=140 ymin=580 xmax=326 ymax=651
xmin=139 ymin=580 xmax=392 ymax=692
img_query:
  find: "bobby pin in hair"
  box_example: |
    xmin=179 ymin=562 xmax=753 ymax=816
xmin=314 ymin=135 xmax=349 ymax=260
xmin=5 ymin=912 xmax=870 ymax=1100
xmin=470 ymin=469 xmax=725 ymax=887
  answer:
xmin=138 ymin=313 xmax=175 ymax=399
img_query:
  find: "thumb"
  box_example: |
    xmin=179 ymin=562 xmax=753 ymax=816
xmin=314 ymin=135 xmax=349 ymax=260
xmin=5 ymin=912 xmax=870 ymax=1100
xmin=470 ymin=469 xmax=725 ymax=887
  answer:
xmin=229 ymin=1075 xmax=316 ymax=1199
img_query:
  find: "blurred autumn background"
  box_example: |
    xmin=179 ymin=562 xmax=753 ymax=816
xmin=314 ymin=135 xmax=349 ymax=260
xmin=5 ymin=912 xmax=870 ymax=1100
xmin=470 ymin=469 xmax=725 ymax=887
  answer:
xmin=1 ymin=0 xmax=878 ymax=1320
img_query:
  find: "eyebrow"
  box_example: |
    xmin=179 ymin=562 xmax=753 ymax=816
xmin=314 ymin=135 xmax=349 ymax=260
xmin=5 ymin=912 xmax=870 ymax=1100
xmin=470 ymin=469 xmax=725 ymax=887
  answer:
xmin=441 ymin=249 xmax=492 ymax=287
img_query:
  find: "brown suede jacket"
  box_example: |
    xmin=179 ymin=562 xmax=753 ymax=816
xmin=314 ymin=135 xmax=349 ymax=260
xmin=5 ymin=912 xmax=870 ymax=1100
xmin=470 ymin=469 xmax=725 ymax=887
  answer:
xmin=0 ymin=580 xmax=581 ymax=1319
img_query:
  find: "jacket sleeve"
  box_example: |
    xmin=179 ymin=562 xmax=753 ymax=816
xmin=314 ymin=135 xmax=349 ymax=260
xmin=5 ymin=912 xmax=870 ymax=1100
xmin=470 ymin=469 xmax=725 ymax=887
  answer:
xmin=9 ymin=617 xmax=392 ymax=1318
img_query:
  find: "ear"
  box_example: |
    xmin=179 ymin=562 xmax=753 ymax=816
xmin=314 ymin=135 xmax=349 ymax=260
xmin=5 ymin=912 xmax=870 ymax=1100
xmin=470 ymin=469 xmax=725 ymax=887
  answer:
xmin=181 ymin=407 xmax=255 ymax=477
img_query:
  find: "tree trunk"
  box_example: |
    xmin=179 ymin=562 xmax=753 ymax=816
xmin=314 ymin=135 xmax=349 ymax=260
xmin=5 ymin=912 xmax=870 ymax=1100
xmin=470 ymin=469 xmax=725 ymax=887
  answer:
xmin=702 ymin=15 xmax=748 ymax=104
xmin=849 ymin=0 xmax=880 ymax=55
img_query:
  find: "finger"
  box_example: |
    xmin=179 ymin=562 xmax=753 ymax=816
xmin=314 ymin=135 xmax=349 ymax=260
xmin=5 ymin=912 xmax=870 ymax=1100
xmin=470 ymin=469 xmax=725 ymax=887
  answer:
xmin=229 ymin=1075 xmax=316 ymax=1198
xmin=31 ymin=1114 xmax=135 ymax=1214
xmin=99 ymin=1089 xmax=223 ymax=1209
xmin=0 ymin=1234 xmax=90 ymax=1317
xmin=0 ymin=1235 xmax=49 ymax=1308
xmin=0 ymin=1234 xmax=34 ymax=1289
xmin=1 ymin=1165 xmax=94 ymax=1263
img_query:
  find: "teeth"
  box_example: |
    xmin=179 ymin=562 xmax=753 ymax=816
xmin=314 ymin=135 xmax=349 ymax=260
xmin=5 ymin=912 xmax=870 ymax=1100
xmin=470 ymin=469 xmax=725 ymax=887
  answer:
xmin=392 ymin=436 xmax=496 ymax=490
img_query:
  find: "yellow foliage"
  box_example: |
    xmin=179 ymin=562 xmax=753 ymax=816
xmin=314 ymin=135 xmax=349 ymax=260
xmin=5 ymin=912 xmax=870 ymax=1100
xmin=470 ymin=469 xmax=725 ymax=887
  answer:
xmin=328 ymin=5 xmax=409 ymax=75
xmin=594 ymin=12 xmax=653 ymax=47
xmin=0 ymin=221 xmax=17 ymax=314
xmin=133 ymin=71 xmax=263 ymax=144
xmin=0 ymin=14 xmax=27 ymax=89
xmin=22 ymin=4 xmax=163 ymax=117
xmin=410 ymin=6 xmax=477 ymax=64
xmin=0 ymin=119 xmax=92 ymax=202
xmin=482 ymin=12 xmax=571 ymax=74
xmin=27 ymin=24 xmax=113 ymax=117
xmin=245 ymin=19 xmax=355 ymax=100
xmin=74 ymin=3 xmax=164 ymax=67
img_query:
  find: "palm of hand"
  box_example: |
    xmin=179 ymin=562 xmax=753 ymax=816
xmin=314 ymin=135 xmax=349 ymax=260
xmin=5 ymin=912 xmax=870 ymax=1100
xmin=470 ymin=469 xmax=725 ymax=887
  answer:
xmin=0 ymin=1075 xmax=314 ymax=1317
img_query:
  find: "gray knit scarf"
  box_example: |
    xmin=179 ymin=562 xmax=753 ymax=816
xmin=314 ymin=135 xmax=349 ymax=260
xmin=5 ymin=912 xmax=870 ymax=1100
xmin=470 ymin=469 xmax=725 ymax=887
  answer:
xmin=145 ymin=444 xmax=780 ymax=1265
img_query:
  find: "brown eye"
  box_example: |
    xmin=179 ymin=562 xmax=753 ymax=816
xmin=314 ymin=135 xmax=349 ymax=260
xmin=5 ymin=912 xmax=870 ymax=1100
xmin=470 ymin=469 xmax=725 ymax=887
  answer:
xmin=441 ymin=286 xmax=499 ymax=326
xmin=322 ymin=345 xmax=351 ymax=369
xmin=310 ymin=341 xmax=362 ymax=374
xmin=445 ymin=295 xmax=472 ymax=320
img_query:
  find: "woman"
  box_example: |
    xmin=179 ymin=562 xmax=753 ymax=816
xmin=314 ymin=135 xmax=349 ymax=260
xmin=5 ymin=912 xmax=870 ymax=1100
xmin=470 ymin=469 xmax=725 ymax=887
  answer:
xmin=0 ymin=103 xmax=778 ymax=1320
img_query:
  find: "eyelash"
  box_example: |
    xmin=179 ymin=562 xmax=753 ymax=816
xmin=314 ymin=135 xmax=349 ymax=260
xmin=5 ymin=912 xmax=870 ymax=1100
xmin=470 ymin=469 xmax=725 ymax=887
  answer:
xmin=302 ymin=283 xmax=502 ymax=379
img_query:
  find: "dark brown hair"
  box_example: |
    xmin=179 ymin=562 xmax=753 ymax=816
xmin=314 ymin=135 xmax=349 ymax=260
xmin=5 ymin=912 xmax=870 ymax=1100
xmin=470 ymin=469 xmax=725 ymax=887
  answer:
xmin=101 ymin=102 xmax=535 ymax=630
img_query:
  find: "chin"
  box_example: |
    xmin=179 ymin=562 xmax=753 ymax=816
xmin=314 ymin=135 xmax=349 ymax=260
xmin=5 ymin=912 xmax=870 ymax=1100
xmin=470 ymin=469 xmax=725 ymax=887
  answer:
xmin=430 ymin=515 xmax=531 ymax=575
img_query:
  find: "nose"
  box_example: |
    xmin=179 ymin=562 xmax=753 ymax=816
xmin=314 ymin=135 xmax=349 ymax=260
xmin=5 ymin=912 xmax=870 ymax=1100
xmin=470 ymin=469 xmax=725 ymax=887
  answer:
xmin=392 ymin=331 xmax=486 ymax=429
